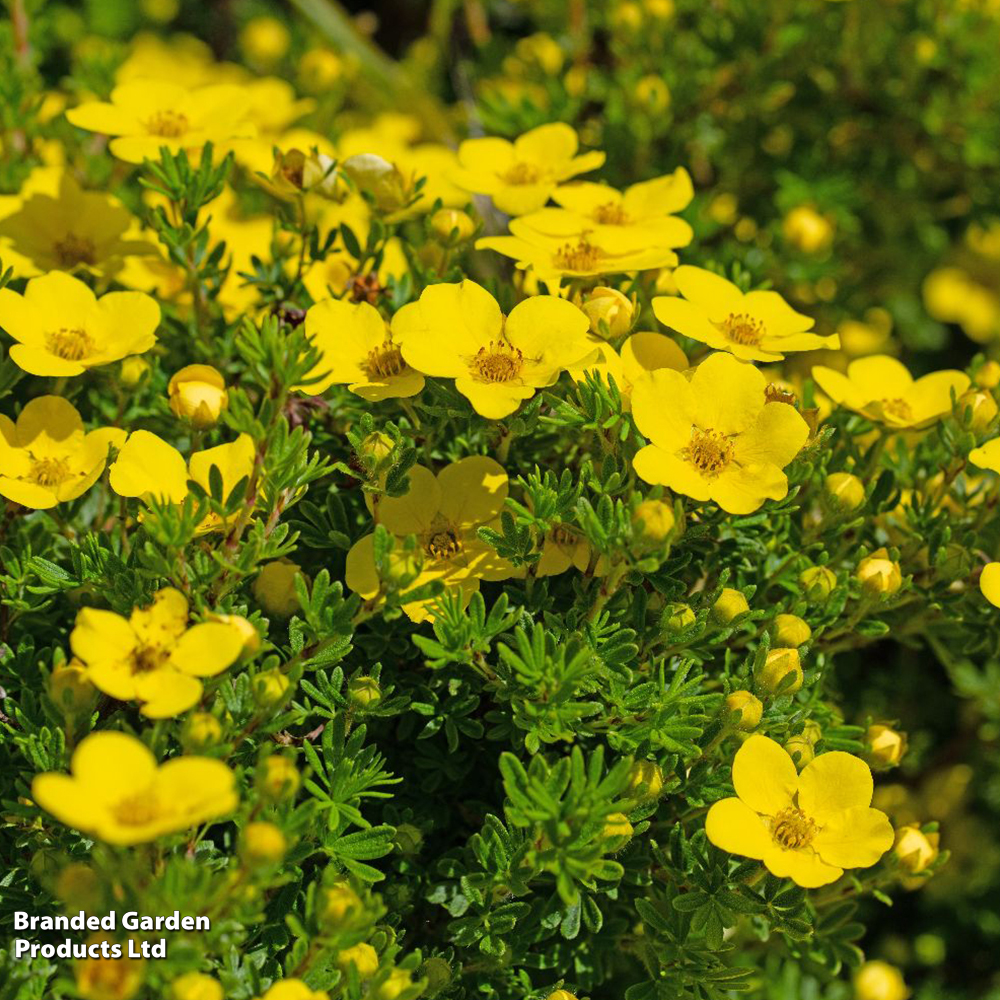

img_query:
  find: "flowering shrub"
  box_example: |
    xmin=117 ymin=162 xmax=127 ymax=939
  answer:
xmin=2 ymin=2 xmax=1000 ymax=1000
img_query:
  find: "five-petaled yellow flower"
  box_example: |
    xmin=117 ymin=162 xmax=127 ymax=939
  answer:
xmin=812 ymin=356 xmax=970 ymax=429
xmin=451 ymin=123 xmax=605 ymax=216
xmin=0 ymin=396 xmax=125 ymax=509
xmin=530 ymin=169 xmax=694 ymax=252
xmin=631 ymin=352 xmax=810 ymax=514
xmin=393 ymin=280 xmax=592 ymax=419
xmin=652 ymin=266 xmax=837 ymax=361
xmin=32 ymin=730 xmax=238 ymax=845
xmin=0 ymin=271 xmax=160 ymax=376
xmin=66 ymin=80 xmax=255 ymax=164
xmin=0 ymin=172 xmax=155 ymax=277
xmin=346 ymin=457 xmax=518 ymax=622
xmin=70 ymin=587 xmax=246 ymax=718
xmin=706 ymin=735 xmax=894 ymax=887
xmin=300 ymin=298 xmax=424 ymax=401
xmin=477 ymin=217 xmax=680 ymax=284
xmin=110 ymin=430 xmax=256 ymax=531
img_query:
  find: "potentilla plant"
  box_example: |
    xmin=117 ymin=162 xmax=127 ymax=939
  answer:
xmin=1 ymin=6 xmax=997 ymax=1000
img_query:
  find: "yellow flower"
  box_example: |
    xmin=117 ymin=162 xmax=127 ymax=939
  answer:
xmin=477 ymin=217 xmax=680 ymax=283
xmin=706 ymin=735 xmax=894 ymax=887
xmin=981 ymin=561 xmax=1000 ymax=607
xmin=537 ymin=169 xmax=693 ymax=252
xmin=168 ymin=364 xmax=229 ymax=428
xmin=632 ymin=352 xmax=809 ymax=514
xmin=76 ymin=935 xmax=145 ymax=1000
xmin=71 ymin=587 xmax=246 ymax=718
xmin=0 ymin=396 xmax=126 ymax=510
xmin=0 ymin=172 xmax=155 ymax=277
xmin=451 ymin=123 xmax=605 ymax=216
xmin=854 ymin=961 xmax=910 ymax=1000
xmin=812 ymin=356 xmax=970 ymax=428
xmin=338 ymin=942 xmax=380 ymax=978
xmin=253 ymin=560 xmax=305 ymax=618
xmin=393 ymin=280 xmax=592 ymax=419
xmin=172 ymin=972 xmax=223 ymax=1000
xmin=110 ymin=431 xmax=256 ymax=529
xmin=300 ymin=298 xmax=423 ymax=401
xmin=346 ymin=458 xmax=517 ymax=622
xmin=652 ymin=267 xmax=836 ymax=361
xmin=257 ymin=755 xmax=301 ymax=802
xmin=255 ymin=981 xmax=330 ymax=1000
xmin=32 ymin=730 xmax=237 ymax=845
xmin=66 ymin=80 xmax=255 ymax=164
xmin=0 ymin=271 xmax=159 ymax=376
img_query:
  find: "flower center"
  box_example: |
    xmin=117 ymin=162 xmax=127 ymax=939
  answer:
xmin=112 ymin=788 xmax=165 ymax=827
xmin=683 ymin=428 xmax=734 ymax=478
xmin=553 ymin=238 xmax=602 ymax=272
xmin=770 ymin=806 xmax=817 ymax=850
xmin=474 ymin=340 xmax=523 ymax=383
xmin=501 ymin=161 xmax=541 ymax=185
xmin=53 ymin=233 xmax=97 ymax=268
xmin=880 ymin=397 xmax=913 ymax=422
xmin=426 ymin=526 xmax=462 ymax=560
xmin=145 ymin=110 xmax=190 ymax=138
xmin=719 ymin=312 xmax=766 ymax=346
xmin=30 ymin=456 xmax=73 ymax=487
xmin=132 ymin=644 xmax=170 ymax=674
xmin=592 ymin=201 xmax=630 ymax=225
xmin=46 ymin=327 xmax=96 ymax=361
xmin=365 ymin=340 xmax=406 ymax=379
xmin=550 ymin=525 xmax=577 ymax=547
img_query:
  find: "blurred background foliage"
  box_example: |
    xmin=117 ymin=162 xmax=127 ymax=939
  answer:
xmin=3 ymin=0 xmax=1000 ymax=997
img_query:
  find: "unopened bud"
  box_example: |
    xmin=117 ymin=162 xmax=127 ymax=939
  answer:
xmin=725 ymin=690 xmax=763 ymax=731
xmin=241 ymin=822 xmax=287 ymax=867
xmin=253 ymin=560 xmax=305 ymax=618
xmin=376 ymin=969 xmax=413 ymax=1000
xmin=631 ymin=499 xmax=676 ymax=551
xmin=893 ymin=824 xmax=939 ymax=874
xmin=181 ymin=712 xmax=223 ymax=751
xmin=581 ymin=286 xmax=634 ymax=339
xmin=168 ymin=364 xmax=228 ymax=429
xmin=865 ymin=724 xmax=907 ymax=768
xmin=348 ymin=676 xmax=382 ymax=708
xmin=602 ymin=812 xmax=634 ymax=840
xmin=784 ymin=734 xmax=814 ymax=767
xmin=661 ymin=603 xmax=695 ymax=633
xmin=800 ymin=565 xmax=837 ymax=602
xmin=975 ymin=361 xmax=1000 ymax=389
xmin=337 ymin=942 xmax=379 ymax=978
xmin=856 ymin=548 xmax=902 ymax=596
xmin=772 ymin=613 xmax=811 ymax=648
xmin=755 ymin=647 xmax=803 ymax=696
xmin=171 ymin=972 xmax=223 ymax=1000
xmin=343 ymin=153 xmax=413 ymax=214
xmin=625 ymin=760 xmax=664 ymax=803
xmin=320 ymin=883 xmax=362 ymax=925
xmin=854 ymin=961 xmax=909 ymax=1000
xmin=711 ymin=587 xmax=749 ymax=625
xmin=430 ymin=208 xmax=476 ymax=246
xmin=251 ymin=668 xmax=290 ymax=707
xmin=256 ymin=755 xmax=300 ymax=802
xmin=119 ymin=356 xmax=151 ymax=388
xmin=957 ymin=389 xmax=998 ymax=432
xmin=824 ymin=472 xmax=865 ymax=513
xmin=49 ymin=659 xmax=97 ymax=718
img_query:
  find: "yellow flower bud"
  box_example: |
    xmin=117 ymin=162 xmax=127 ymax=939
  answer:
xmin=546 ymin=992 xmax=580 ymax=1000
xmin=240 ymin=16 xmax=290 ymax=67
xmin=181 ymin=712 xmax=223 ymax=751
xmin=171 ymin=973 xmax=223 ymax=1000
xmin=784 ymin=734 xmax=815 ymax=767
xmin=582 ymin=286 xmax=635 ymax=339
xmin=853 ymin=960 xmax=909 ymax=1000
xmin=168 ymin=364 xmax=228 ymax=429
xmin=632 ymin=499 xmax=676 ymax=550
xmin=957 ymin=389 xmax=998 ymax=432
xmin=711 ymin=587 xmax=749 ymax=625
xmin=395 ymin=823 xmax=423 ymax=855
xmin=298 ymin=49 xmax=343 ymax=94
xmin=241 ymin=821 xmax=287 ymax=868
xmin=264 ymin=148 xmax=345 ymax=202
xmin=139 ymin=0 xmax=180 ymax=24
xmin=801 ymin=720 xmax=822 ymax=744
xmin=119 ymin=355 xmax=151 ymax=388
xmin=865 ymin=724 xmax=907 ymax=768
xmin=800 ymin=565 xmax=837 ymax=602
xmin=725 ymin=690 xmax=763 ymax=731
xmin=430 ymin=208 xmax=476 ymax=246
xmin=708 ymin=193 xmax=738 ymax=226
xmin=76 ymin=936 xmax=145 ymax=1000
xmin=252 ymin=668 xmax=290 ymax=707
xmin=348 ymin=676 xmax=382 ymax=708
xmin=49 ymin=659 xmax=97 ymax=717
xmin=633 ymin=75 xmax=670 ymax=113
xmin=564 ymin=65 xmax=588 ymax=98
xmin=625 ymin=760 xmax=664 ymax=802
xmin=975 ymin=360 xmax=1000 ymax=389
xmin=612 ymin=1 xmax=643 ymax=30
xmin=645 ymin=0 xmax=675 ymax=17
xmin=661 ymin=603 xmax=695 ymax=633
xmin=893 ymin=824 xmax=940 ymax=874
xmin=376 ymin=969 xmax=412 ymax=1000
xmin=755 ymin=648 xmax=803 ymax=696
xmin=320 ymin=883 xmax=362 ymax=925
xmin=256 ymin=755 xmax=300 ymax=802
xmin=824 ymin=472 xmax=865 ymax=513
xmin=359 ymin=431 xmax=395 ymax=464
xmin=253 ymin=560 xmax=305 ymax=617
xmin=772 ymin=614 xmax=811 ymax=648
xmin=337 ymin=942 xmax=379 ymax=978
xmin=343 ymin=153 xmax=413 ymax=214
xmin=602 ymin=812 xmax=634 ymax=840
xmin=208 ymin=613 xmax=261 ymax=659
xmin=856 ymin=548 xmax=902 ymax=597
xmin=782 ymin=205 xmax=834 ymax=254
xmin=56 ymin=862 xmax=102 ymax=910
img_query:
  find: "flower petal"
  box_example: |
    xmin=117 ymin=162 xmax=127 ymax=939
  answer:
xmin=169 ymin=622 xmax=245 ymax=677
xmin=812 ymin=807 xmax=895 ymax=869
xmin=732 ymin=735 xmax=798 ymax=816
xmin=763 ymin=844 xmax=843 ymax=887
xmin=797 ymin=751 xmax=875 ymax=820
xmin=437 ymin=456 xmax=508 ymax=529
xmin=981 ymin=562 xmax=1000 ymax=608
xmin=705 ymin=797 xmax=772 ymax=860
